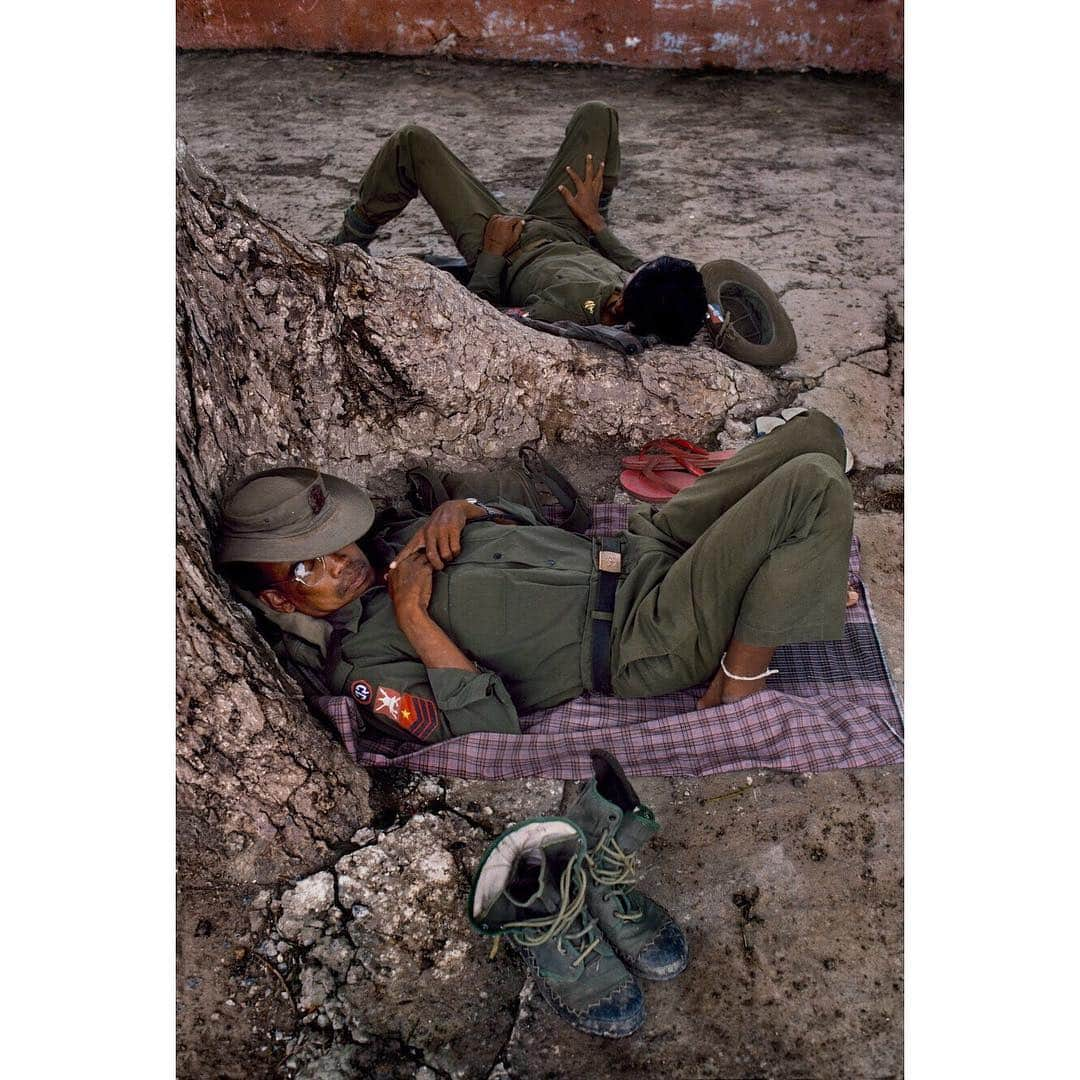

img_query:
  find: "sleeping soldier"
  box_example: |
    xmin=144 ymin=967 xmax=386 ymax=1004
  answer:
xmin=218 ymin=410 xmax=855 ymax=746
xmin=328 ymin=101 xmax=708 ymax=346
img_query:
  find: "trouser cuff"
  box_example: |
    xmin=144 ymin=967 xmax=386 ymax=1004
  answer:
xmin=343 ymin=205 xmax=379 ymax=239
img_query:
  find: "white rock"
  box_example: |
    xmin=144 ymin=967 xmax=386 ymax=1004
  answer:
xmin=276 ymin=871 xmax=336 ymax=943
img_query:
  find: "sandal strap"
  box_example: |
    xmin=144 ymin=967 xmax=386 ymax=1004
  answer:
xmin=637 ymin=456 xmax=693 ymax=494
xmin=641 ymin=436 xmax=709 ymax=455
xmin=629 ymin=438 xmax=707 ymax=477
xmin=621 ymin=452 xmax=709 ymax=474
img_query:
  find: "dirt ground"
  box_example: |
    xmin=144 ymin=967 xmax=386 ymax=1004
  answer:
xmin=178 ymin=52 xmax=903 ymax=1079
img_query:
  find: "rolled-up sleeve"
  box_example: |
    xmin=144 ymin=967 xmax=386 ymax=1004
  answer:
xmin=466 ymin=252 xmax=507 ymax=304
xmin=427 ymin=666 xmax=520 ymax=736
xmin=335 ymin=657 xmax=519 ymax=744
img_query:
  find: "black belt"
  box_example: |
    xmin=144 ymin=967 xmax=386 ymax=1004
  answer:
xmin=591 ymin=538 xmax=623 ymax=694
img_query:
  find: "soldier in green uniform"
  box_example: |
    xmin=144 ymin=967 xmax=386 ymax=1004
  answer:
xmin=219 ymin=410 xmax=854 ymax=746
xmin=329 ymin=101 xmax=708 ymax=345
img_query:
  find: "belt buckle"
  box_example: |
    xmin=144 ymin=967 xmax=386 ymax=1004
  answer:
xmin=598 ymin=550 xmax=622 ymax=574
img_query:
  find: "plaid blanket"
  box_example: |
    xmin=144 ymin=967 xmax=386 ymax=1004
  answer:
xmin=315 ymin=504 xmax=904 ymax=779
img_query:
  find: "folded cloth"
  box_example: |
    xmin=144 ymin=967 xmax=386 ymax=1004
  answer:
xmin=506 ymin=312 xmax=658 ymax=356
xmin=315 ymin=503 xmax=904 ymax=779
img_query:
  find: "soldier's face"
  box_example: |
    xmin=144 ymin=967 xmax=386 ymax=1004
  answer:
xmin=257 ymin=542 xmax=376 ymax=617
xmin=600 ymin=264 xmax=645 ymax=324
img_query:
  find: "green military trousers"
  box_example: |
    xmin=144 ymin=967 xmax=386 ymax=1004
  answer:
xmin=348 ymin=101 xmax=622 ymax=264
xmin=610 ymin=409 xmax=855 ymax=698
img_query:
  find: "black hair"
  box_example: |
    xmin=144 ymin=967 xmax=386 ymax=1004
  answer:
xmin=222 ymin=560 xmax=277 ymax=594
xmin=622 ymin=255 xmax=708 ymax=345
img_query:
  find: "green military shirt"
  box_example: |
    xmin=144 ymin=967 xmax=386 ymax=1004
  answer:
xmin=323 ymin=500 xmax=628 ymax=745
xmin=466 ymin=218 xmax=644 ymax=324
xmin=237 ymin=413 xmax=854 ymax=752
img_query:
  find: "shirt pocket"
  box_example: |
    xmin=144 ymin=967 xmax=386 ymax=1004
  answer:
xmin=445 ymin=566 xmax=508 ymax=655
xmin=446 ymin=569 xmax=585 ymax=670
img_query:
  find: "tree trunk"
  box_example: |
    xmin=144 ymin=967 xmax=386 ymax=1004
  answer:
xmin=175 ymin=138 xmax=775 ymax=888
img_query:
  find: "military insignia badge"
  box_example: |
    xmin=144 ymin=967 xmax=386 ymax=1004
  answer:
xmin=373 ymin=686 xmax=401 ymax=721
xmin=583 ymin=299 xmax=596 ymax=314
xmin=374 ymin=686 xmax=439 ymax=741
xmin=308 ymin=482 xmax=326 ymax=515
xmin=349 ymin=679 xmax=373 ymax=705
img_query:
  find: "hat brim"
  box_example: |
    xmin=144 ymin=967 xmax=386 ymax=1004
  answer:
xmin=218 ymin=474 xmax=376 ymax=565
xmin=700 ymin=259 xmax=797 ymax=368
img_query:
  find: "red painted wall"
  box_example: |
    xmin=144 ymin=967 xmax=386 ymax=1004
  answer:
xmin=177 ymin=1 xmax=903 ymax=77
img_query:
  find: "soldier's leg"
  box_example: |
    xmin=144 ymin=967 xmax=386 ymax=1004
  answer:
xmin=625 ymin=409 xmax=848 ymax=552
xmin=338 ymin=125 xmax=508 ymax=263
xmin=612 ymin=452 xmax=853 ymax=698
xmin=525 ymin=101 xmax=622 ymax=234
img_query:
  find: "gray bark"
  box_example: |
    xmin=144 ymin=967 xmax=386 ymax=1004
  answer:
xmin=175 ymin=138 xmax=775 ymax=888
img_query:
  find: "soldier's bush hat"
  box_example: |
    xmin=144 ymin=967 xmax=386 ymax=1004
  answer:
xmin=700 ymin=259 xmax=797 ymax=368
xmin=218 ymin=467 xmax=375 ymax=564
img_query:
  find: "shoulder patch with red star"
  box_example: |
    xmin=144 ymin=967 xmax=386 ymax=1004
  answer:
xmin=373 ymin=686 xmax=439 ymax=741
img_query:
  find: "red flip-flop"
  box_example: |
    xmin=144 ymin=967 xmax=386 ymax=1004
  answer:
xmin=619 ymin=437 xmax=737 ymax=503
xmin=620 ymin=437 xmax=736 ymax=473
xmin=618 ymin=448 xmax=737 ymax=503
xmin=619 ymin=464 xmax=701 ymax=503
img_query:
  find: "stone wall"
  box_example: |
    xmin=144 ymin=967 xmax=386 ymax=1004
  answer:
xmin=177 ymin=0 xmax=903 ymax=77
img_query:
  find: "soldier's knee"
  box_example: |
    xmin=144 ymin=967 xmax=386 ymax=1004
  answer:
xmin=571 ymin=100 xmax=617 ymax=126
xmin=395 ymin=123 xmax=436 ymax=146
xmin=800 ymin=407 xmax=841 ymax=437
xmin=792 ymin=453 xmax=853 ymax=525
xmin=785 ymin=451 xmax=847 ymax=489
xmin=793 ymin=408 xmax=846 ymax=465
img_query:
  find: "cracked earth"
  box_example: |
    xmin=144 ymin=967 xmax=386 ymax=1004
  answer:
xmin=177 ymin=53 xmax=903 ymax=1079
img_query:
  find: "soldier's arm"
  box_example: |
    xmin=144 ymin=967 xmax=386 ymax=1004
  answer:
xmin=466 ymin=215 xmax=526 ymax=304
xmin=384 ymin=553 xmax=520 ymax=738
xmin=392 ymin=499 xmax=527 ymax=570
xmin=337 ymin=655 xmax=520 ymax=745
xmin=592 ymin=227 xmax=645 ymax=273
xmin=557 ymin=154 xmax=645 ymax=271
xmin=466 ymin=251 xmax=506 ymax=304
xmin=396 ymin=600 xmax=477 ymax=674
xmin=335 ymin=555 xmax=518 ymax=743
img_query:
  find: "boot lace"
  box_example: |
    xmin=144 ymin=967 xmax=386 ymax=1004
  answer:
xmin=501 ymin=861 xmax=603 ymax=968
xmin=586 ymin=832 xmax=644 ymax=923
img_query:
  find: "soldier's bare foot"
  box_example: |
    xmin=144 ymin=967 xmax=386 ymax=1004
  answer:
xmin=696 ymin=670 xmax=726 ymax=709
xmin=696 ymin=640 xmax=778 ymax=708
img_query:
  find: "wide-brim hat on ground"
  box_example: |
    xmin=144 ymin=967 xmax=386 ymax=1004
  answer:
xmin=700 ymin=259 xmax=797 ymax=368
xmin=217 ymin=467 xmax=375 ymax=564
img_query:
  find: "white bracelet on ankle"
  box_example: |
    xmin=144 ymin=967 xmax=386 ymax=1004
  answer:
xmin=720 ymin=652 xmax=779 ymax=681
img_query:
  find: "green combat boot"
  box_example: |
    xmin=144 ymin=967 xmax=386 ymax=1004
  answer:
xmin=564 ymin=750 xmax=690 ymax=981
xmin=328 ymin=206 xmax=378 ymax=250
xmin=469 ymin=817 xmax=645 ymax=1038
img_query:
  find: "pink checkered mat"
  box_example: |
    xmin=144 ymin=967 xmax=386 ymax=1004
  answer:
xmin=315 ymin=504 xmax=904 ymax=779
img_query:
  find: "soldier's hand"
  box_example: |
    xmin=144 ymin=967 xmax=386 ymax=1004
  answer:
xmin=387 ymin=551 xmax=433 ymax=617
xmin=558 ymin=154 xmax=606 ymax=235
xmin=391 ymin=499 xmax=485 ymax=571
xmin=482 ymin=214 xmax=525 ymax=256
